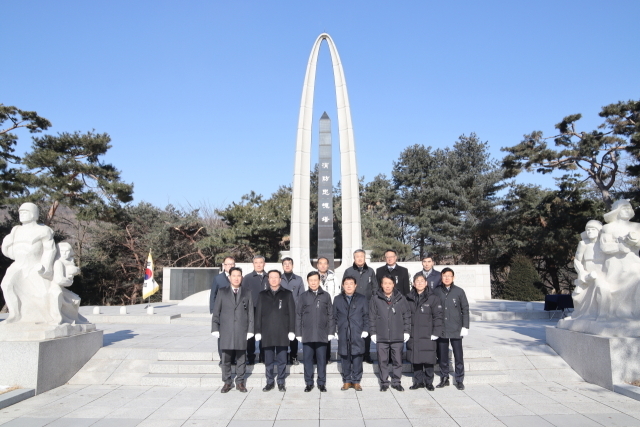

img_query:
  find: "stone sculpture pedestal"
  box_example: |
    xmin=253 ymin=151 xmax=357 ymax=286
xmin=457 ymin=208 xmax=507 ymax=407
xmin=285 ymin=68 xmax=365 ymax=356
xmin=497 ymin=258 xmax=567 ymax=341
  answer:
xmin=0 ymin=329 xmax=103 ymax=394
xmin=547 ymin=326 xmax=640 ymax=390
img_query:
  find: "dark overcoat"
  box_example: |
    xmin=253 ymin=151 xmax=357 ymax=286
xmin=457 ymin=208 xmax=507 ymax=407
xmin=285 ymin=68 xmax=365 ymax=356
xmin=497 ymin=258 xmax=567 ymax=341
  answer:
xmin=209 ymin=272 xmax=229 ymax=314
xmin=376 ymin=264 xmax=411 ymax=296
xmin=333 ymin=292 xmax=369 ymax=356
xmin=344 ymin=263 xmax=378 ymax=301
xmin=244 ymin=271 xmax=269 ymax=308
xmin=295 ymin=287 xmax=334 ymax=343
xmin=280 ymin=273 xmax=305 ymax=305
xmin=369 ymin=289 xmax=411 ymax=343
xmin=433 ymin=283 xmax=470 ymax=339
xmin=405 ymin=289 xmax=443 ymax=364
xmin=255 ymin=286 xmax=296 ymax=347
xmin=211 ymin=286 xmax=254 ymax=350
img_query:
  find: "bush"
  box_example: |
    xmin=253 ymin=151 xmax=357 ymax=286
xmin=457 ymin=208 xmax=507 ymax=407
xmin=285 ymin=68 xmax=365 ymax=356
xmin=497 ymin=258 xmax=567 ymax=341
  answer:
xmin=502 ymin=255 xmax=546 ymax=301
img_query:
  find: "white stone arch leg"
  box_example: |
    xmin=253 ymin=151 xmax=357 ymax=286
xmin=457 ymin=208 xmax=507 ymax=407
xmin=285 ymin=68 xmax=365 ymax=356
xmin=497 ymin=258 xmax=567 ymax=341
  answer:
xmin=290 ymin=33 xmax=362 ymax=282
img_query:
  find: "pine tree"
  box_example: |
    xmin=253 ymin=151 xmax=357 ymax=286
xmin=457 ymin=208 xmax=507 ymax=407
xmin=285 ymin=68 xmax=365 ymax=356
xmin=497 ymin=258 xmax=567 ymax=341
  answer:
xmin=502 ymin=255 xmax=546 ymax=301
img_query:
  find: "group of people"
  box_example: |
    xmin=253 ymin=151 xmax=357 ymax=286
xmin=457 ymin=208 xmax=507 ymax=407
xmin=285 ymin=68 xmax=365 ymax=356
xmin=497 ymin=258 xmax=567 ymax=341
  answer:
xmin=209 ymin=250 xmax=470 ymax=393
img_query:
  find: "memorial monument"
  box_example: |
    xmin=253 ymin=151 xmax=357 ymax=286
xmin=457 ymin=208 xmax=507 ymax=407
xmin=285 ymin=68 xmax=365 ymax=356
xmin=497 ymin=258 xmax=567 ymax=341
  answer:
xmin=289 ymin=33 xmax=362 ymax=282
xmin=0 ymin=203 xmax=102 ymax=394
xmin=317 ymin=112 xmax=335 ymax=271
xmin=547 ymin=199 xmax=640 ymax=390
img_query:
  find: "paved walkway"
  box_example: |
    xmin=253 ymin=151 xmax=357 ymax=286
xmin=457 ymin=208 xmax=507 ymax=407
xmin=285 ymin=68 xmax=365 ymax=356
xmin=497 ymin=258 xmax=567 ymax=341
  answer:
xmin=2 ymin=303 xmax=640 ymax=426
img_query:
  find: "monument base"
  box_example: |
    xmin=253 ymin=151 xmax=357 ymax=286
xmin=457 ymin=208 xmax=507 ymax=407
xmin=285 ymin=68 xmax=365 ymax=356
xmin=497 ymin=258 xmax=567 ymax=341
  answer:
xmin=546 ymin=326 xmax=640 ymax=390
xmin=556 ymin=317 xmax=640 ymax=338
xmin=0 ymin=330 xmax=103 ymax=394
xmin=0 ymin=322 xmax=96 ymax=341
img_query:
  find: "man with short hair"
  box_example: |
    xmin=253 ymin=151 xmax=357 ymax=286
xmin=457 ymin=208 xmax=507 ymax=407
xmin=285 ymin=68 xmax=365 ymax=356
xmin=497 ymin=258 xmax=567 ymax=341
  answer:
xmin=375 ymin=249 xmax=410 ymax=296
xmin=245 ymin=255 xmax=269 ymax=364
xmin=296 ymin=271 xmax=335 ymax=392
xmin=316 ymin=257 xmax=336 ymax=363
xmin=255 ymin=270 xmax=296 ymax=392
xmin=412 ymin=254 xmax=442 ymax=293
xmin=210 ymin=256 xmax=235 ymax=362
xmin=344 ymin=249 xmax=378 ymax=363
xmin=211 ymin=267 xmax=253 ymax=393
xmin=280 ymin=257 xmax=305 ymax=365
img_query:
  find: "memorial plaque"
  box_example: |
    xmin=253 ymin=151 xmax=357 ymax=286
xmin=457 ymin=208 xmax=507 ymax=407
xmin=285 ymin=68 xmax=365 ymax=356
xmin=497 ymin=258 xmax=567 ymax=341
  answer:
xmin=169 ymin=268 xmax=219 ymax=300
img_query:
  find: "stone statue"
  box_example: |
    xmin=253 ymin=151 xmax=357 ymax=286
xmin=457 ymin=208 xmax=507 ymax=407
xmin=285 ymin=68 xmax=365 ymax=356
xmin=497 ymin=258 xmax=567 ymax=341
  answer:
xmin=1 ymin=203 xmax=57 ymax=324
xmin=0 ymin=203 xmax=93 ymax=340
xmin=558 ymin=199 xmax=640 ymax=337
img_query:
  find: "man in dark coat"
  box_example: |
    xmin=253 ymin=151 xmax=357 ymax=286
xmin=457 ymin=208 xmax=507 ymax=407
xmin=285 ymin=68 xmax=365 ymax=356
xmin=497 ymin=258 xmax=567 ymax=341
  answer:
xmin=433 ymin=267 xmax=470 ymax=390
xmin=343 ymin=249 xmax=377 ymax=364
xmin=244 ymin=255 xmax=269 ymax=364
xmin=333 ymin=275 xmax=369 ymax=391
xmin=370 ymin=274 xmax=411 ymax=392
xmin=255 ymin=270 xmax=296 ymax=392
xmin=375 ymin=249 xmax=410 ymax=296
xmin=211 ymin=267 xmax=254 ymax=393
xmin=210 ymin=256 xmax=235 ymax=362
xmin=412 ymin=254 xmax=442 ymax=293
xmin=280 ymin=257 xmax=305 ymax=365
xmin=406 ymin=274 xmax=443 ymax=391
xmin=296 ymin=271 xmax=335 ymax=392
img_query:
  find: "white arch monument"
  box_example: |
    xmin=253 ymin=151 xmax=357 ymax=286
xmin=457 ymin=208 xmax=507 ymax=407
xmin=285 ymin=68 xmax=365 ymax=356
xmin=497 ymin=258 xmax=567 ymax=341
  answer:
xmin=289 ymin=33 xmax=362 ymax=280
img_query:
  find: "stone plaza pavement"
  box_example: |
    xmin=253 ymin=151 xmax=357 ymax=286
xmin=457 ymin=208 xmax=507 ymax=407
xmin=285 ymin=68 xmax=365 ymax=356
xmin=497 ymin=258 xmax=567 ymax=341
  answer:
xmin=2 ymin=302 xmax=640 ymax=426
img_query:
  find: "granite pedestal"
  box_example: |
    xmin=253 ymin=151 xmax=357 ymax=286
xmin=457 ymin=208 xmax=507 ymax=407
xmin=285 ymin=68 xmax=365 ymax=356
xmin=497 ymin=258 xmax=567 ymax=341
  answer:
xmin=0 ymin=330 xmax=103 ymax=394
xmin=546 ymin=326 xmax=640 ymax=390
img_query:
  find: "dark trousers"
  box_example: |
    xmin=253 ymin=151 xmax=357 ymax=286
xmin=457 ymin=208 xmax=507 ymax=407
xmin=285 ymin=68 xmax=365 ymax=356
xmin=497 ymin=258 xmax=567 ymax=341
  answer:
xmin=377 ymin=341 xmax=403 ymax=386
xmin=221 ymin=350 xmax=246 ymax=385
xmin=340 ymin=353 xmax=364 ymax=384
xmin=264 ymin=346 xmax=288 ymax=386
xmin=437 ymin=338 xmax=464 ymax=383
xmin=303 ymin=342 xmax=328 ymax=386
xmin=289 ymin=338 xmax=299 ymax=361
xmin=247 ymin=309 xmax=264 ymax=362
xmin=364 ymin=335 xmax=372 ymax=359
xmin=327 ymin=339 xmax=332 ymax=362
xmin=412 ymin=363 xmax=435 ymax=386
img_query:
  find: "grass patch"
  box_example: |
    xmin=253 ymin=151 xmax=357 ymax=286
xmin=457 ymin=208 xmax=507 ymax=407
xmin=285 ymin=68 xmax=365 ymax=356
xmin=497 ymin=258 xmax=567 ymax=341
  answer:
xmin=0 ymin=386 xmax=20 ymax=395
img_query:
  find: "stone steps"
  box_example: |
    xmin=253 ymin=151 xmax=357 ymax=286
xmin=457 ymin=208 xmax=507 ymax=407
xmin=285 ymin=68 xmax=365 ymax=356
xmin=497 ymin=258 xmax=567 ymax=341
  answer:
xmin=141 ymin=370 xmax=509 ymax=388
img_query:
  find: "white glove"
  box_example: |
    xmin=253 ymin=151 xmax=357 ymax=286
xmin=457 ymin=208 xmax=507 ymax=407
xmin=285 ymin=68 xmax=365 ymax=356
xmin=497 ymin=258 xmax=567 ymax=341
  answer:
xmin=296 ymin=336 xmax=302 ymax=342
xmin=255 ymin=333 xmax=262 ymax=341
xmin=211 ymin=331 xmax=220 ymax=338
xmin=460 ymin=327 xmax=469 ymax=337
xmin=431 ymin=335 xmax=439 ymax=341
xmin=328 ymin=335 xmax=334 ymax=341
xmin=247 ymin=333 xmax=254 ymax=340
xmin=403 ymin=333 xmax=410 ymax=342
xmin=361 ymin=331 xmax=368 ymax=338
xmin=288 ymin=332 xmax=295 ymax=341
xmin=371 ymin=335 xmax=377 ymax=344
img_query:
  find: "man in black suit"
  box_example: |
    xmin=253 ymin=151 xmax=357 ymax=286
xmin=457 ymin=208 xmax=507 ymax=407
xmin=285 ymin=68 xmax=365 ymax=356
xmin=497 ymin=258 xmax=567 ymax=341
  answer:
xmin=412 ymin=254 xmax=442 ymax=293
xmin=375 ymin=249 xmax=410 ymax=296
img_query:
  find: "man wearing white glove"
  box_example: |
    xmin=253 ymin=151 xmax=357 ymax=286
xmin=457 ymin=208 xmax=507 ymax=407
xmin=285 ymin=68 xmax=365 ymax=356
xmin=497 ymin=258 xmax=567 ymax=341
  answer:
xmin=369 ymin=274 xmax=411 ymax=392
xmin=406 ymin=274 xmax=444 ymax=391
xmin=333 ymin=276 xmax=370 ymax=391
xmin=254 ymin=270 xmax=296 ymax=392
xmin=296 ymin=271 xmax=335 ymax=392
xmin=211 ymin=267 xmax=254 ymax=393
xmin=433 ymin=268 xmax=470 ymax=391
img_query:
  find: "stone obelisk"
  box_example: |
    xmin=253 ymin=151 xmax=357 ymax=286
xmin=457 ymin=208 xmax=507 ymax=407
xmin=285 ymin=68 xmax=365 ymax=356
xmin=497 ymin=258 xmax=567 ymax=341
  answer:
xmin=317 ymin=112 xmax=334 ymax=271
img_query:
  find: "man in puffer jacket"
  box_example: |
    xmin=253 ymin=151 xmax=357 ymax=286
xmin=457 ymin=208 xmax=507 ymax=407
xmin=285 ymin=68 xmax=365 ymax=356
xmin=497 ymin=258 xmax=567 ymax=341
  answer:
xmin=369 ymin=274 xmax=411 ymax=392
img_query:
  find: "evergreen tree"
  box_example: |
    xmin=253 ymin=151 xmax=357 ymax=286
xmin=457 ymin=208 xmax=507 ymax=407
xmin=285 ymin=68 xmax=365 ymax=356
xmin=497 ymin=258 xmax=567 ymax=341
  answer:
xmin=502 ymin=255 xmax=546 ymax=301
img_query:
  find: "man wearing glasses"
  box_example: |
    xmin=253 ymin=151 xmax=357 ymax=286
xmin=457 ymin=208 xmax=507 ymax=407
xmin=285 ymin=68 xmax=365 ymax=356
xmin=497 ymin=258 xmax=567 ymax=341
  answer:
xmin=375 ymin=249 xmax=410 ymax=296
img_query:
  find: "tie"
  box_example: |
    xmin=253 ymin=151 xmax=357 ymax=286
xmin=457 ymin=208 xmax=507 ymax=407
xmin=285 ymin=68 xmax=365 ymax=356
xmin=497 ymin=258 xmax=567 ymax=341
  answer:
xmin=233 ymin=288 xmax=238 ymax=301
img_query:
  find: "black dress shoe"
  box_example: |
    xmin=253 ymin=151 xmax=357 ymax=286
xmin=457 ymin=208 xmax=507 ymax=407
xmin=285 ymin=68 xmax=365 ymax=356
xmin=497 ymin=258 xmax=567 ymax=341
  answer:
xmin=455 ymin=382 xmax=465 ymax=390
xmin=426 ymin=383 xmax=435 ymax=391
xmin=221 ymin=383 xmax=233 ymax=393
xmin=236 ymin=382 xmax=247 ymax=393
xmin=263 ymin=383 xmax=275 ymax=392
xmin=436 ymin=378 xmax=450 ymax=388
xmin=304 ymin=384 xmax=314 ymax=392
xmin=363 ymin=356 xmax=374 ymax=364
xmin=409 ymin=383 xmax=424 ymax=390
xmin=278 ymin=384 xmax=286 ymax=392
xmin=380 ymin=385 xmax=389 ymax=392
xmin=318 ymin=385 xmax=327 ymax=392
xmin=391 ymin=385 xmax=405 ymax=392
xmin=247 ymin=358 xmax=255 ymax=365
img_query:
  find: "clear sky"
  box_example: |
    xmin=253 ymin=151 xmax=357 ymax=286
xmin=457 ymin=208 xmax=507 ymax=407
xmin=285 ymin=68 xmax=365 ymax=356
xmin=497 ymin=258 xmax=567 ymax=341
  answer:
xmin=3 ymin=1 xmax=639 ymax=210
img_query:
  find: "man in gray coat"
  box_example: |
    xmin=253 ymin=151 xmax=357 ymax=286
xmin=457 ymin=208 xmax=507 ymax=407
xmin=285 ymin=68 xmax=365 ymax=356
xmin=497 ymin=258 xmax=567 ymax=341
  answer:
xmin=433 ymin=267 xmax=469 ymax=390
xmin=343 ymin=249 xmax=378 ymax=363
xmin=210 ymin=256 xmax=235 ymax=362
xmin=211 ymin=267 xmax=254 ymax=393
